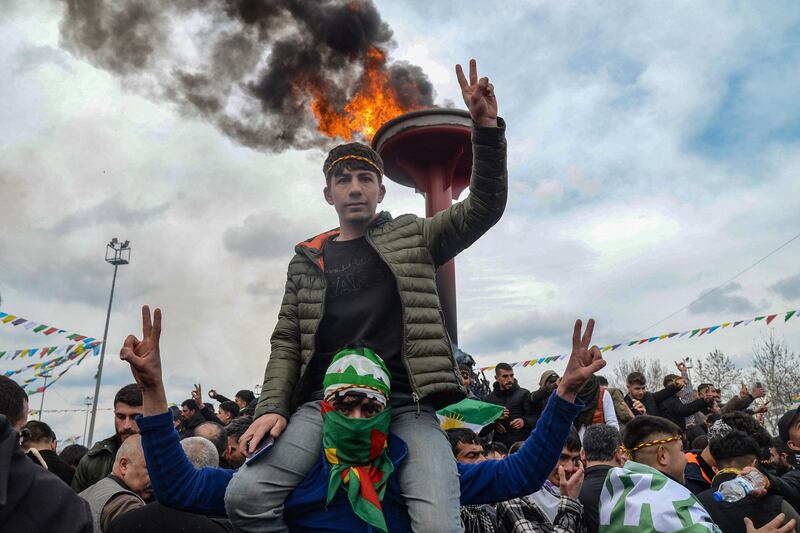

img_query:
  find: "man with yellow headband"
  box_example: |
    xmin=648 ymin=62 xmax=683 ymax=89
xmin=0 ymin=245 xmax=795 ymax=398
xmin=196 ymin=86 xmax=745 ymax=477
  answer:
xmin=599 ymin=415 xmax=721 ymax=532
xmin=226 ymin=58 xmax=506 ymax=533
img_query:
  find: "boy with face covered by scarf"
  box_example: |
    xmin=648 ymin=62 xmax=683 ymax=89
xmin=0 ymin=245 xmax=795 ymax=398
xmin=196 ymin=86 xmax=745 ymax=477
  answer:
xmin=122 ymin=306 xmax=605 ymax=532
xmin=320 ymin=346 xmax=395 ymax=532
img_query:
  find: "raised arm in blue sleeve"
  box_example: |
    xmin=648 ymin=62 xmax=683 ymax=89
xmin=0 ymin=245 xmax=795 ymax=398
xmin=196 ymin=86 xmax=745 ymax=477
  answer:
xmin=458 ymin=391 xmax=582 ymax=505
xmin=137 ymin=411 xmax=233 ymax=516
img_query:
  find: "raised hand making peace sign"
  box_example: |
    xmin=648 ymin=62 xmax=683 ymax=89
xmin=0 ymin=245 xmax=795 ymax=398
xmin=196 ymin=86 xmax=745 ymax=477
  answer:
xmin=119 ymin=305 xmax=169 ymax=416
xmin=557 ymin=319 xmax=607 ymax=402
xmin=455 ymin=59 xmax=498 ymax=128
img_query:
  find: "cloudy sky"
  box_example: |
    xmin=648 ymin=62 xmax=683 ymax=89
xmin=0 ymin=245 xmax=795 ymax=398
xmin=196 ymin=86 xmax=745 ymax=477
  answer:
xmin=2 ymin=1 xmax=799 ymax=445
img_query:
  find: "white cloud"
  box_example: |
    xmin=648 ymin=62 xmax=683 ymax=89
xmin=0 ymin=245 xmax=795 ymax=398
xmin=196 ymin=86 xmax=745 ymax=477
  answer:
xmin=2 ymin=1 xmax=800 ymax=444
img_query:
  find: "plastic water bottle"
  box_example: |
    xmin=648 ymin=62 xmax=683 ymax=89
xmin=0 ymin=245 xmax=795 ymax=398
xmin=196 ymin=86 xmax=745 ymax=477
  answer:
xmin=713 ymin=471 xmax=767 ymax=502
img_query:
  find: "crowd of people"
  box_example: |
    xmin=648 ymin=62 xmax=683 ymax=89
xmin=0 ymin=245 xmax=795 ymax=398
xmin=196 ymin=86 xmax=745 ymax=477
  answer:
xmin=2 ymin=313 xmax=799 ymax=533
xmin=1 ymin=59 xmax=798 ymax=533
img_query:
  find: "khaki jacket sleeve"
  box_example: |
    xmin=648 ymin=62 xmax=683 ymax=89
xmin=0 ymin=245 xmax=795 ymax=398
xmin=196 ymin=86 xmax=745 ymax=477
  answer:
xmin=420 ymin=119 xmax=508 ymax=267
xmin=254 ymin=270 xmax=301 ymax=419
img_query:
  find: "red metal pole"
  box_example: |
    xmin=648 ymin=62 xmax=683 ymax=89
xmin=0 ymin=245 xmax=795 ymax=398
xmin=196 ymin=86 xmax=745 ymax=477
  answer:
xmin=424 ymin=164 xmax=458 ymax=346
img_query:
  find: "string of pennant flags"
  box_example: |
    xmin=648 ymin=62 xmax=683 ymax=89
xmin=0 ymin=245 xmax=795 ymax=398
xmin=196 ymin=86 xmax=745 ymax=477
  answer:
xmin=29 ymin=408 xmax=112 ymax=416
xmin=0 ymin=340 xmax=103 ymax=361
xmin=24 ymin=350 xmax=94 ymax=395
xmin=3 ymin=342 xmax=102 ymax=378
xmin=478 ymin=308 xmax=800 ymax=372
xmin=0 ymin=310 xmax=98 ymax=344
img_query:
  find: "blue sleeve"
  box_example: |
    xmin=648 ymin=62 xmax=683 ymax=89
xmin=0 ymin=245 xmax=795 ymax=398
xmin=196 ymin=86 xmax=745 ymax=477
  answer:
xmin=137 ymin=411 xmax=233 ymax=516
xmin=458 ymin=391 xmax=582 ymax=505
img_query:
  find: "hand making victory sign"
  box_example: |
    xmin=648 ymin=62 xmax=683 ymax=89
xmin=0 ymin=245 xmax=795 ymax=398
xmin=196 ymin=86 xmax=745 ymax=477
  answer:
xmin=557 ymin=319 xmax=607 ymax=403
xmin=456 ymin=59 xmax=498 ymax=128
xmin=119 ymin=305 xmax=168 ymax=416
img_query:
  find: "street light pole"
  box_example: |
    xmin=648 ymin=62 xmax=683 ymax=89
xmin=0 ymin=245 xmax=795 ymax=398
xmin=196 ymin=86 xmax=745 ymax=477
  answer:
xmin=87 ymin=238 xmax=130 ymax=447
xmin=37 ymin=372 xmax=51 ymax=421
xmin=83 ymin=395 xmax=93 ymax=445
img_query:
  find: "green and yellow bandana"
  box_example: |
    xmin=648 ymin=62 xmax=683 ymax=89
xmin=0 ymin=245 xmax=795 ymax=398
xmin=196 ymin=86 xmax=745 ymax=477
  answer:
xmin=323 ymin=346 xmax=391 ymax=406
xmin=321 ymin=346 xmax=394 ymax=532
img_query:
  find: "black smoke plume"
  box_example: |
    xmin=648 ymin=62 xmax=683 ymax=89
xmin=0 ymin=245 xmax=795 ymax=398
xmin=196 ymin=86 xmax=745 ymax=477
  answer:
xmin=59 ymin=0 xmax=435 ymax=152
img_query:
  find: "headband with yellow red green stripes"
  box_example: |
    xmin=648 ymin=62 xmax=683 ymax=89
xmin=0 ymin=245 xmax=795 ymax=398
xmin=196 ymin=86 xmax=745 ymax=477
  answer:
xmin=620 ymin=435 xmax=683 ymax=456
xmin=324 ymin=155 xmax=383 ymax=179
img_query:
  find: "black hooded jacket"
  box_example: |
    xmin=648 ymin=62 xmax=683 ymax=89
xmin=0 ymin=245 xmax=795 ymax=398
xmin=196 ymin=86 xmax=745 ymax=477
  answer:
xmin=0 ymin=415 xmax=92 ymax=533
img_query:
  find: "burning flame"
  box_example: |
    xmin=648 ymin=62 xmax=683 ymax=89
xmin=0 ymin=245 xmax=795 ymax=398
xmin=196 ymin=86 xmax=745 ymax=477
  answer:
xmin=302 ymin=47 xmax=426 ymax=141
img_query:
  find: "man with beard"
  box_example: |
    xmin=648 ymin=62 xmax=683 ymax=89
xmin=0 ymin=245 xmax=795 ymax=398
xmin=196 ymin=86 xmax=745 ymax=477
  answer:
xmin=72 ymin=384 xmax=143 ymax=492
xmin=771 ymin=437 xmax=796 ymax=477
xmin=483 ymin=363 xmax=536 ymax=448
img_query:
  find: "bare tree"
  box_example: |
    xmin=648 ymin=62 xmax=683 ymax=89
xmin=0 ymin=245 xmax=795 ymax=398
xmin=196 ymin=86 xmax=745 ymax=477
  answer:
xmin=751 ymin=331 xmax=800 ymax=433
xmin=611 ymin=357 xmax=671 ymax=390
xmin=695 ymin=348 xmax=742 ymax=392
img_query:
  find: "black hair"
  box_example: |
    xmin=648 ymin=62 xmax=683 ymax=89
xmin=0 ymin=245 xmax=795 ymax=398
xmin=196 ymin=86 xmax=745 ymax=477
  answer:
xmin=663 ymin=374 xmax=680 ymax=388
xmin=623 ymin=415 xmax=683 ymax=454
xmin=484 ymin=441 xmax=508 ymax=457
xmin=169 ymin=405 xmax=181 ymax=421
xmin=627 ymin=372 xmax=646 ymax=386
xmin=195 ymin=421 xmax=227 ymax=456
xmin=773 ymin=436 xmax=794 ymax=455
xmin=564 ymin=428 xmax=582 ymax=453
xmin=706 ymin=413 xmax=722 ymax=425
xmin=182 ymin=399 xmax=199 ymax=411
xmin=225 ymin=416 xmax=253 ymax=440
xmin=114 ymin=384 xmax=143 ymax=408
xmin=698 ymin=383 xmax=714 ymax=394
xmin=23 ymin=420 xmax=56 ymax=443
xmin=583 ymin=424 xmax=621 ymax=461
xmin=235 ymin=390 xmax=256 ymax=404
xmin=691 ymin=435 xmax=708 ymax=451
xmin=219 ymin=401 xmax=240 ymax=418
xmin=445 ymin=428 xmax=482 ymax=455
xmin=323 ymin=142 xmax=384 ymax=184
xmin=495 ymin=363 xmax=513 ymax=374
xmin=709 ymin=429 xmax=760 ymax=464
xmin=59 ymin=444 xmax=89 ymax=467
xmin=596 ymin=375 xmax=609 ymax=387
xmin=0 ymin=376 xmax=28 ymax=427
xmin=721 ymin=411 xmax=772 ymax=448
xmin=458 ymin=364 xmax=471 ymax=374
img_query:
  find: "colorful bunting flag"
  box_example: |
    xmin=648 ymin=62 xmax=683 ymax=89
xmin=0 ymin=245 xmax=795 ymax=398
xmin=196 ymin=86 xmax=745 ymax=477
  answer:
xmin=0 ymin=310 xmax=96 ymax=343
xmin=474 ymin=308 xmax=799 ymax=374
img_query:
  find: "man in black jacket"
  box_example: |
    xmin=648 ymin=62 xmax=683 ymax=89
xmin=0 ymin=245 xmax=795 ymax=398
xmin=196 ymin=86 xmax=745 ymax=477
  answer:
xmin=21 ymin=420 xmax=75 ymax=485
xmin=578 ymin=424 xmax=625 ymax=533
xmin=623 ymin=371 xmax=678 ymax=417
xmin=0 ymin=414 xmax=93 ymax=532
xmin=697 ymin=429 xmax=799 ymax=533
xmin=657 ymin=374 xmax=712 ymax=431
xmin=482 ymin=363 xmax=536 ymax=448
xmin=759 ymin=407 xmax=800 ymax=512
xmin=179 ymin=399 xmax=207 ymax=438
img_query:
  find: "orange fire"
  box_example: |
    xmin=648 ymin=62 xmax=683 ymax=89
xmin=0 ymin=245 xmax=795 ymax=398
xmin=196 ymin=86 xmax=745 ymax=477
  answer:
xmin=303 ymin=47 xmax=425 ymax=141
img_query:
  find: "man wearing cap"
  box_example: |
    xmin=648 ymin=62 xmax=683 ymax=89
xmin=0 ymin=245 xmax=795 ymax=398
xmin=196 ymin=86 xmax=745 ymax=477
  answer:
xmin=225 ymin=59 xmax=507 ymax=532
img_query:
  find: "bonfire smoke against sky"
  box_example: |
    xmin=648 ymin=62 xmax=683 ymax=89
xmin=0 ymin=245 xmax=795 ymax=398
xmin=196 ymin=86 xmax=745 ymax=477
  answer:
xmin=59 ymin=0 xmax=435 ymax=152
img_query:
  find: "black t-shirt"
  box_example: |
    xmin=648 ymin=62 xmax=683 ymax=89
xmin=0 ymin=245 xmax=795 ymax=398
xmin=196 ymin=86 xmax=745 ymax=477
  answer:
xmin=302 ymin=236 xmax=408 ymax=398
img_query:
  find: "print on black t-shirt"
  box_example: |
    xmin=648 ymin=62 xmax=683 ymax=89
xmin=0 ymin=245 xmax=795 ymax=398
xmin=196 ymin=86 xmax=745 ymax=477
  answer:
xmin=302 ymin=236 xmax=409 ymax=399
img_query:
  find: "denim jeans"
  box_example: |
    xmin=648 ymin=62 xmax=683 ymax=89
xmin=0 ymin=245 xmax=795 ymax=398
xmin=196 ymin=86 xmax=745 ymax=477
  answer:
xmin=224 ymin=396 xmax=463 ymax=532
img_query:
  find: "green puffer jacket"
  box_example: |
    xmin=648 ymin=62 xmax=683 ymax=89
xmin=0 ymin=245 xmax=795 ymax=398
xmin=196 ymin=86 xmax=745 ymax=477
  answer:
xmin=70 ymin=434 xmax=119 ymax=492
xmin=255 ymin=120 xmax=508 ymax=419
